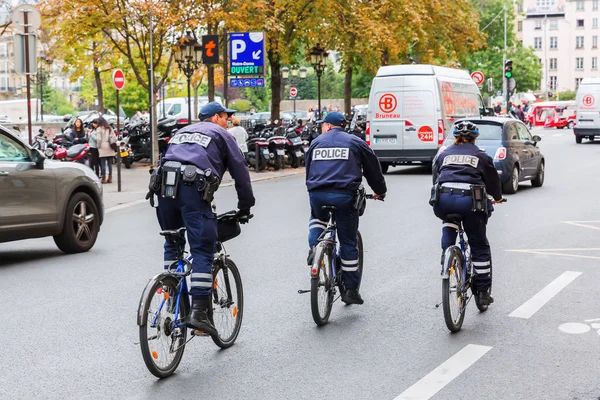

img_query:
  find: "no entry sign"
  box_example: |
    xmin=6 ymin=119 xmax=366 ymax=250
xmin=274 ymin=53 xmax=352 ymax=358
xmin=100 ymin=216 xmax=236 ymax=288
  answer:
xmin=290 ymin=87 xmax=297 ymax=98
xmin=112 ymin=69 xmax=125 ymax=91
xmin=471 ymin=71 xmax=484 ymax=85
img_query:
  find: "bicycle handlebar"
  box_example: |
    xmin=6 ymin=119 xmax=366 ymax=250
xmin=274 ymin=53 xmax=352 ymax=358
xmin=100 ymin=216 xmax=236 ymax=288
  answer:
xmin=365 ymin=194 xmax=385 ymax=201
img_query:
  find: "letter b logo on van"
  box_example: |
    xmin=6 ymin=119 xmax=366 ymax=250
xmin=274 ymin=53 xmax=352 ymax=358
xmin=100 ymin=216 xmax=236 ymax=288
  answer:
xmin=379 ymin=94 xmax=397 ymax=113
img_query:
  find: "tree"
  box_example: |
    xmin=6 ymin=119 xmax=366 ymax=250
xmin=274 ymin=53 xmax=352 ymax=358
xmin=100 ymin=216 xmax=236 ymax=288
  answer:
xmin=0 ymin=1 xmax=11 ymax=37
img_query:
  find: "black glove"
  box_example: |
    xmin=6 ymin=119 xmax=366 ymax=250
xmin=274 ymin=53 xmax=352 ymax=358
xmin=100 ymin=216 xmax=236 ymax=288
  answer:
xmin=235 ymin=209 xmax=252 ymax=224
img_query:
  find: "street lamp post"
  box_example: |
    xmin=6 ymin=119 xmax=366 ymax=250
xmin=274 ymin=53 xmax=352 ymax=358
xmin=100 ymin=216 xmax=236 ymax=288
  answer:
xmin=173 ymin=32 xmax=202 ymax=124
xmin=309 ymin=44 xmax=328 ymax=120
xmin=282 ymin=66 xmax=307 ymax=116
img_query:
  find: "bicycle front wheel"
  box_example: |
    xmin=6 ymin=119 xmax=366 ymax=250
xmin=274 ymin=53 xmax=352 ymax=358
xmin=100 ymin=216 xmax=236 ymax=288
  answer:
xmin=139 ymin=274 xmax=188 ymax=378
xmin=311 ymin=245 xmax=334 ymax=326
xmin=210 ymin=258 xmax=244 ymax=349
xmin=442 ymin=247 xmax=466 ymax=333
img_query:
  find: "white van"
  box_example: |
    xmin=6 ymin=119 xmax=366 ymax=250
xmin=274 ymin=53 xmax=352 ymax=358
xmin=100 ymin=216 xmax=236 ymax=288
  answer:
xmin=157 ymin=96 xmax=224 ymax=121
xmin=574 ymin=78 xmax=600 ymax=143
xmin=367 ymin=64 xmax=487 ymax=173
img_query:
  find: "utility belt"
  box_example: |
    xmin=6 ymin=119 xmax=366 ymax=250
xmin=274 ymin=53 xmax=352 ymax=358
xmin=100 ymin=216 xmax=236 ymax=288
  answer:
xmin=146 ymin=161 xmax=220 ymax=206
xmin=353 ymin=184 xmax=367 ymax=216
xmin=429 ymin=182 xmax=488 ymax=213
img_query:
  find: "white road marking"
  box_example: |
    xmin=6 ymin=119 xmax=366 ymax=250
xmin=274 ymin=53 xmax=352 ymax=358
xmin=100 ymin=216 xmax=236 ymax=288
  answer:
xmin=394 ymin=344 xmax=492 ymax=400
xmin=561 ymin=221 xmax=600 ymax=231
xmin=552 ymin=133 xmax=562 ymax=137
xmin=509 ymin=271 xmax=582 ymax=319
xmin=559 ymin=322 xmax=591 ymax=334
xmin=585 ymin=318 xmax=600 ymax=322
xmin=105 ymin=199 xmax=147 ymax=214
xmin=507 ymin=249 xmax=600 ymax=261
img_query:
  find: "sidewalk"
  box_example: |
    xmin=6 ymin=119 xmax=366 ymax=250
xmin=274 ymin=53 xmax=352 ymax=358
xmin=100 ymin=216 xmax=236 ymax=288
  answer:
xmin=102 ymin=162 xmax=304 ymax=210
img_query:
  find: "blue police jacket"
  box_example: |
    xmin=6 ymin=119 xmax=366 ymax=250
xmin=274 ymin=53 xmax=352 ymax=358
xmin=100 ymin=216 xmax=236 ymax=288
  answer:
xmin=305 ymin=128 xmax=387 ymax=195
xmin=433 ymin=142 xmax=502 ymax=201
xmin=163 ymin=121 xmax=255 ymax=210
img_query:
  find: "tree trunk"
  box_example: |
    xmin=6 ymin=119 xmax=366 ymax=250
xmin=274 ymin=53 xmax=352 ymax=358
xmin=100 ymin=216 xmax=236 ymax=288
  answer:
xmin=270 ymin=57 xmax=281 ymax=124
xmin=208 ymin=65 xmax=215 ymax=102
xmin=94 ymin=65 xmax=104 ymax=112
xmin=194 ymin=83 xmax=200 ymax=118
xmin=381 ymin=49 xmax=389 ymax=66
xmin=344 ymin=64 xmax=352 ymax=119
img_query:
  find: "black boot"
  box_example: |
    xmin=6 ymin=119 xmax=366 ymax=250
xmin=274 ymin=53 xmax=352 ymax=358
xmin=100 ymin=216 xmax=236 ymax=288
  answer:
xmin=477 ymin=291 xmax=494 ymax=307
xmin=188 ymin=297 xmax=218 ymax=336
xmin=341 ymin=288 xmax=364 ymax=305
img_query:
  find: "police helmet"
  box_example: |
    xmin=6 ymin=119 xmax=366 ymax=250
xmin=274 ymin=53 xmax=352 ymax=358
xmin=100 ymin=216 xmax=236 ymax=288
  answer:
xmin=452 ymin=121 xmax=479 ymax=138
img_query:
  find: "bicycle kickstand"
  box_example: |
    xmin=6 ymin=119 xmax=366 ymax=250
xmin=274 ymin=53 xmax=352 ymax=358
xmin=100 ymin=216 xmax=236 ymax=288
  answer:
xmin=297 ymin=289 xmax=311 ymax=294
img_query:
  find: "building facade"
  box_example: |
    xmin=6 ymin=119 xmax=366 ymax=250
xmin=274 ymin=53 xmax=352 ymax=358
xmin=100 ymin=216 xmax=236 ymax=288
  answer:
xmin=516 ymin=0 xmax=600 ymax=94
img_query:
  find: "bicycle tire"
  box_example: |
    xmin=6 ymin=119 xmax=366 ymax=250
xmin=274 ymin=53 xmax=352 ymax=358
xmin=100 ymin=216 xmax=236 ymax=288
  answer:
xmin=139 ymin=275 xmax=188 ymax=378
xmin=442 ymin=246 xmax=466 ymax=333
xmin=356 ymin=230 xmax=364 ymax=290
xmin=210 ymin=258 xmax=244 ymax=349
xmin=311 ymin=244 xmax=334 ymax=326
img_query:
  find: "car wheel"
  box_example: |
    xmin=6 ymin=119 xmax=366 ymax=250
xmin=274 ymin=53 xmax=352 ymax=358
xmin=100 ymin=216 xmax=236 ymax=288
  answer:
xmin=567 ymin=121 xmax=574 ymax=129
xmin=531 ymin=160 xmax=545 ymax=187
xmin=380 ymin=162 xmax=389 ymax=174
xmin=576 ymin=136 xmax=582 ymax=144
xmin=53 ymin=192 xmax=100 ymax=253
xmin=502 ymin=165 xmax=519 ymax=194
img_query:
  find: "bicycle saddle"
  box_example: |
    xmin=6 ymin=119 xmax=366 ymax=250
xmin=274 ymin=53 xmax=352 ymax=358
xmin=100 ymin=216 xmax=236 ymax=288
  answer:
xmin=321 ymin=206 xmax=337 ymax=212
xmin=444 ymin=213 xmax=464 ymax=225
xmin=160 ymin=227 xmax=187 ymax=244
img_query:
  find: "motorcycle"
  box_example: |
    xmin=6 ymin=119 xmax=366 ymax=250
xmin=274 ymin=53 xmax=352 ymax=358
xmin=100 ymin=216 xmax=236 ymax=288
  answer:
xmin=283 ymin=125 xmax=305 ymax=168
xmin=117 ymin=136 xmax=134 ymax=169
xmin=49 ymin=143 xmax=90 ymax=163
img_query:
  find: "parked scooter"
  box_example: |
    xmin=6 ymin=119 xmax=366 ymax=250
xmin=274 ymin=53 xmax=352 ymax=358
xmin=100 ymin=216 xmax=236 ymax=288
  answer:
xmin=245 ymin=133 xmax=270 ymax=171
xmin=284 ymin=125 xmax=305 ymax=168
xmin=265 ymin=120 xmax=287 ymax=170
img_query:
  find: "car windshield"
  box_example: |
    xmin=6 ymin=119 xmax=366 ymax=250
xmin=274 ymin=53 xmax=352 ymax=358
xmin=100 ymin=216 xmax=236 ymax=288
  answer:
xmin=445 ymin=121 xmax=503 ymax=143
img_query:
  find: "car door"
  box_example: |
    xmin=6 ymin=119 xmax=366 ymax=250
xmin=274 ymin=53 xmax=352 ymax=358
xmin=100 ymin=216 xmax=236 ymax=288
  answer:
xmin=516 ymin=122 xmax=536 ymax=177
xmin=505 ymin=122 xmax=525 ymax=177
xmin=0 ymin=128 xmax=57 ymax=239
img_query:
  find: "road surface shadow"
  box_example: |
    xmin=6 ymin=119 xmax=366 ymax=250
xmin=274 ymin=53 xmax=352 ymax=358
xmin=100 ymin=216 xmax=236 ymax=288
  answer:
xmin=386 ymin=165 xmax=432 ymax=176
xmin=0 ymin=249 xmax=64 ymax=268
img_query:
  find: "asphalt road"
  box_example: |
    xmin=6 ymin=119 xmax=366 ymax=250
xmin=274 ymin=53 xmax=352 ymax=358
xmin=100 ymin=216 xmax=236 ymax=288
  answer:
xmin=1 ymin=128 xmax=600 ymax=400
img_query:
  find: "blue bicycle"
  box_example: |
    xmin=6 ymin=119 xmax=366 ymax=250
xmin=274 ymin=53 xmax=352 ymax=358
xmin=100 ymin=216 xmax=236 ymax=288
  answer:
xmin=137 ymin=211 xmax=250 ymax=378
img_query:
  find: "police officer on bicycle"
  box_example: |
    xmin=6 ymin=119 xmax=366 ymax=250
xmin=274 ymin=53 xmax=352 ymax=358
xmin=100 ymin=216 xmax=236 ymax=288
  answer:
xmin=154 ymin=102 xmax=255 ymax=336
xmin=431 ymin=120 xmax=504 ymax=307
xmin=305 ymin=112 xmax=387 ymax=305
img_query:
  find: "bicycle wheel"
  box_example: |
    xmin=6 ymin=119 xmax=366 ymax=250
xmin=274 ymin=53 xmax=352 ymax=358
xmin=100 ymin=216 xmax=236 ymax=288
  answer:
xmin=311 ymin=244 xmax=334 ymax=326
xmin=442 ymin=247 xmax=466 ymax=332
xmin=139 ymin=274 xmax=188 ymax=378
xmin=356 ymin=230 xmax=364 ymax=290
xmin=210 ymin=258 xmax=244 ymax=349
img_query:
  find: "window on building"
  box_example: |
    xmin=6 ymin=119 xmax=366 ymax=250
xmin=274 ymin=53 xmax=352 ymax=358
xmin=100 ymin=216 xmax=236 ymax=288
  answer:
xmin=593 ymin=57 xmax=598 ymax=69
xmin=550 ymin=37 xmax=558 ymax=49
xmin=0 ymin=43 xmax=7 ymax=58
xmin=537 ymin=0 xmax=556 ymax=6
xmin=576 ymin=78 xmax=583 ymax=89
xmin=535 ymin=37 xmax=543 ymax=49
xmin=577 ymin=1 xmax=585 ymax=10
xmin=594 ymin=36 xmax=598 ymax=48
xmin=594 ymin=18 xmax=599 ymax=28
xmin=576 ymin=36 xmax=584 ymax=48
xmin=535 ymin=20 xmax=543 ymax=30
xmin=549 ymin=20 xmax=559 ymax=30
xmin=0 ymin=77 xmax=7 ymax=91
xmin=550 ymin=76 xmax=557 ymax=90
xmin=518 ymin=21 xmax=523 ymax=32
xmin=518 ymin=1 xmax=523 ymax=12
xmin=549 ymin=58 xmax=558 ymax=70
xmin=576 ymin=57 xmax=584 ymax=69
xmin=595 ymin=0 xmax=599 ymax=10
xmin=577 ymin=19 xmax=585 ymax=28
xmin=0 ymin=61 xmax=7 ymax=73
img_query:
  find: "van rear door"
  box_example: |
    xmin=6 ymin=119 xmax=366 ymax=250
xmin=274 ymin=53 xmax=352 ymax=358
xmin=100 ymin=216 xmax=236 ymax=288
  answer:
xmin=400 ymin=79 xmax=438 ymax=152
xmin=576 ymin=85 xmax=600 ymax=129
xmin=370 ymin=83 xmax=403 ymax=151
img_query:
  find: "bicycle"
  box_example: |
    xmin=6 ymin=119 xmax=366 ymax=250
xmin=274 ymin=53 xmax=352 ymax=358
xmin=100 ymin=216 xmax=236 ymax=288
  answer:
xmin=137 ymin=210 xmax=251 ymax=378
xmin=299 ymin=195 xmax=381 ymax=326
xmin=439 ymin=200 xmax=506 ymax=333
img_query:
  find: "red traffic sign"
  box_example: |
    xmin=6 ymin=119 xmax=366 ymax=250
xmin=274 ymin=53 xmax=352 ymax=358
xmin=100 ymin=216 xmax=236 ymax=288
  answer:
xmin=112 ymin=69 xmax=125 ymax=91
xmin=290 ymin=87 xmax=297 ymax=98
xmin=471 ymin=71 xmax=484 ymax=85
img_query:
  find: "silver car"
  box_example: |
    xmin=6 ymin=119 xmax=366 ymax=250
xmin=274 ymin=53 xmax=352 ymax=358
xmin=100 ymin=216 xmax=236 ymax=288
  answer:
xmin=0 ymin=125 xmax=104 ymax=253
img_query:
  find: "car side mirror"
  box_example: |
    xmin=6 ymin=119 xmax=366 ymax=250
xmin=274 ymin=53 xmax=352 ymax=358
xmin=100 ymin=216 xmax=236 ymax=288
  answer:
xmin=30 ymin=148 xmax=45 ymax=169
xmin=532 ymin=135 xmax=542 ymax=143
xmin=13 ymin=125 xmax=21 ymax=132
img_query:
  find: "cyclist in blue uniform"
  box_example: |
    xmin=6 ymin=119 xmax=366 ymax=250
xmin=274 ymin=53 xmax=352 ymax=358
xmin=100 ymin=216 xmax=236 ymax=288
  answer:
xmin=305 ymin=112 xmax=387 ymax=305
xmin=432 ymin=120 xmax=504 ymax=307
xmin=156 ymin=102 xmax=255 ymax=335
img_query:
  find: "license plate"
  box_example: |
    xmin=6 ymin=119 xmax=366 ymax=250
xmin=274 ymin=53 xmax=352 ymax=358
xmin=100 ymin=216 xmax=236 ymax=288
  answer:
xmin=303 ymin=146 xmax=309 ymax=152
xmin=276 ymin=149 xmax=285 ymax=156
xmin=375 ymin=138 xmax=396 ymax=144
xmin=261 ymin=149 xmax=269 ymax=155
xmin=120 ymin=151 xmax=129 ymax=157
xmin=295 ymin=151 xmax=302 ymax=157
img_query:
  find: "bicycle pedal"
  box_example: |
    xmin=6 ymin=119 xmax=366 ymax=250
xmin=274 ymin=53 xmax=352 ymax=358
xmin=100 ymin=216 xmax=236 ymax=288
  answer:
xmin=191 ymin=329 xmax=210 ymax=337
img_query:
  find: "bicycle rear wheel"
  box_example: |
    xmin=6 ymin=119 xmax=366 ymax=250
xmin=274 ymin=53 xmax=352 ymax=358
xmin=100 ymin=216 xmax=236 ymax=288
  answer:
xmin=311 ymin=245 xmax=334 ymax=326
xmin=442 ymin=246 xmax=466 ymax=332
xmin=210 ymin=258 xmax=244 ymax=349
xmin=139 ymin=274 xmax=188 ymax=378
xmin=356 ymin=230 xmax=364 ymax=290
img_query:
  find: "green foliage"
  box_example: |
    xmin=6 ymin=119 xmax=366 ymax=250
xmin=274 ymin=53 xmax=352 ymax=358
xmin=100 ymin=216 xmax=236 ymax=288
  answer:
xmin=230 ymin=99 xmax=252 ymax=113
xmin=351 ymin=68 xmax=375 ymax=98
xmin=46 ymin=89 xmax=75 ymax=115
xmin=556 ymin=90 xmax=576 ymax=101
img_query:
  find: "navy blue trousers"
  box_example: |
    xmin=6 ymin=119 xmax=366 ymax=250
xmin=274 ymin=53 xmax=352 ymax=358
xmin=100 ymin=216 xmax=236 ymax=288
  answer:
xmin=433 ymin=192 xmax=493 ymax=291
xmin=157 ymin=182 xmax=217 ymax=298
xmin=308 ymin=191 xmax=360 ymax=290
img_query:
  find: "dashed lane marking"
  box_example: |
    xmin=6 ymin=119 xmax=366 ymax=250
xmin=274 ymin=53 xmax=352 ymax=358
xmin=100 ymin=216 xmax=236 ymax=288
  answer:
xmin=394 ymin=344 xmax=492 ymax=400
xmin=509 ymin=271 xmax=582 ymax=319
xmin=561 ymin=221 xmax=600 ymax=231
xmin=507 ymin=248 xmax=600 ymax=261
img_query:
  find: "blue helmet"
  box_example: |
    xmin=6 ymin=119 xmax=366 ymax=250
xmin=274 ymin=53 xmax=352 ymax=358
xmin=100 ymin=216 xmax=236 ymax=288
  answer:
xmin=452 ymin=121 xmax=479 ymax=138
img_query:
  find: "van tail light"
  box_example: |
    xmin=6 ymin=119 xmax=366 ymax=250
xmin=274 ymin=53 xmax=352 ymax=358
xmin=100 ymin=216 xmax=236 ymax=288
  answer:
xmin=366 ymin=121 xmax=371 ymax=146
xmin=177 ymin=119 xmax=189 ymax=125
xmin=404 ymin=120 xmax=413 ymax=127
xmin=438 ymin=119 xmax=445 ymax=145
xmin=494 ymin=147 xmax=507 ymax=160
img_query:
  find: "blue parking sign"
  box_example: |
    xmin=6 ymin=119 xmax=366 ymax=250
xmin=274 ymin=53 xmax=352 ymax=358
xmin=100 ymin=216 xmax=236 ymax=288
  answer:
xmin=229 ymin=32 xmax=265 ymax=75
xmin=229 ymin=78 xmax=265 ymax=87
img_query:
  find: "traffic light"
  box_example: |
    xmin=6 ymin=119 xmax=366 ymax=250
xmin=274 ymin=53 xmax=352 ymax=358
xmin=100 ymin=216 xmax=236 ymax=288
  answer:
xmin=504 ymin=60 xmax=513 ymax=79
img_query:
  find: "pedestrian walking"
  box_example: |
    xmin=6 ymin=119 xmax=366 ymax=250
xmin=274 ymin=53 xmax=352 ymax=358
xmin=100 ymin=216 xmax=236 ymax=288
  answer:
xmin=228 ymin=117 xmax=249 ymax=156
xmin=94 ymin=116 xmax=117 ymax=184
xmin=87 ymin=120 xmax=100 ymax=177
